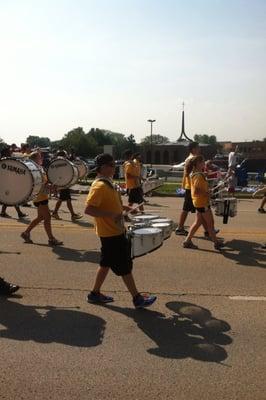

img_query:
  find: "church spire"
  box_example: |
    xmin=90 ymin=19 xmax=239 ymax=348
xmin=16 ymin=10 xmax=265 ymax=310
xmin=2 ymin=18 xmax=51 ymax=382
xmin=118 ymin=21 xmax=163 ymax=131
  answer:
xmin=177 ymin=102 xmax=192 ymax=141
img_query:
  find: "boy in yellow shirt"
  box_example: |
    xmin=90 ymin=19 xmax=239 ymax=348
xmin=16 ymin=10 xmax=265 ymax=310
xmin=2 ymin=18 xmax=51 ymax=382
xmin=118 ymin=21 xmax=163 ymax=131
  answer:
xmin=85 ymin=153 xmax=156 ymax=308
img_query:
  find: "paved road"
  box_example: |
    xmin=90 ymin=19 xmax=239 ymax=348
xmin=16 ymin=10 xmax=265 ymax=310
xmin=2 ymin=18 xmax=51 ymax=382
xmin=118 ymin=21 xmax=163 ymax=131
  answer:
xmin=0 ymin=195 xmax=265 ymax=400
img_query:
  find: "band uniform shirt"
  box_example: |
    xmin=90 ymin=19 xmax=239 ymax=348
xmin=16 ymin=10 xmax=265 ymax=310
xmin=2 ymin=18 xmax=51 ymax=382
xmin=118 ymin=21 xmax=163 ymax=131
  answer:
xmin=228 ymin=151 xmax=237 ymax=169
xmin=124 ymin=161 xmax=140 ymax=189
xmin=34 ymin=170 xmax=49 ymax=203
xmin=86 ymin=179 xmax=124 ymax=237
xmin=191 ymin=172 xmax=209 ymax=208
xmin=182 ymin=154 xmax=194 ymax=190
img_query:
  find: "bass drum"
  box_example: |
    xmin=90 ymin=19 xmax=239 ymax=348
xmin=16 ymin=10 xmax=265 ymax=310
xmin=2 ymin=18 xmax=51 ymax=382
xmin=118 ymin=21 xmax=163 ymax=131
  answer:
xmin=47 ymin=157 xmax=79 ymax=188
xmin=0 ymin=158 xmax=45 ymax=205
xmin=74 ymin=159 xmax=89 ymax=179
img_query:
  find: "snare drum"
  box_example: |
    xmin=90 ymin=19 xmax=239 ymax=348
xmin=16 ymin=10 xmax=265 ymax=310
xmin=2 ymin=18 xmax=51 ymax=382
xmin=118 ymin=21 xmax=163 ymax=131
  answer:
xmin=151 ymin=218 xmax=173 ymax=228
xmin=131 ymin=214 xmax=159 ymax=224
xmin=74 ymin=160 xmax=89 ymax=179
xmin=0 ymin=158 xmax=45 ymax=205
xmin=129 ymin=227 xmax=163 ymax=258
xmin=47 ymin=157 xmax=79 ymax=188
xmin=151 ymin=222 xmax=172 ymax=240
xmin=214 ymin=198 xmax=237 ymax=224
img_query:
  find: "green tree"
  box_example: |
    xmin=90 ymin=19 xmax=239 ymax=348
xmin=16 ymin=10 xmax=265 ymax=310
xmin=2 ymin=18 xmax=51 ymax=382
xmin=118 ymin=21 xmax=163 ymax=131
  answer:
xmin=140 ymin=134 xmax=170 ymax=145
xmin=0 ymin=137 xmax=7 ymax=152
xmin=26 ymin=135 xmax=51 ymax=148
xmin=61 ymin=127 xmax=98 ymax=157
xmin=194 ymin=134 xmax=217 ymax=145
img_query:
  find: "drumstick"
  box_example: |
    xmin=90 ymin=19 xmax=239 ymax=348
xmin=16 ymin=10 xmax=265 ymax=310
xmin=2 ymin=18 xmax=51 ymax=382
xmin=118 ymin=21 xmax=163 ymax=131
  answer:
xmin=124 ymin=202 xmax=145 ymax=217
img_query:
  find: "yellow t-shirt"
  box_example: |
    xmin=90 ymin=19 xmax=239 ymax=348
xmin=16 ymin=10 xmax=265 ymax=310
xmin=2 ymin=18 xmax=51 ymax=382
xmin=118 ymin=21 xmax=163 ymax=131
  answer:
xmin=124 ymin=161 xmax=139 ymax=189
xmin=86 ymin=179 xmax=124 ymax=237
xmin=191 ymin=172 xmax=209 ymax=208
xmin=34 ymin=172 xmax=48 ymax=203
xmin=182 ymin=154 xmax=193 ymax=190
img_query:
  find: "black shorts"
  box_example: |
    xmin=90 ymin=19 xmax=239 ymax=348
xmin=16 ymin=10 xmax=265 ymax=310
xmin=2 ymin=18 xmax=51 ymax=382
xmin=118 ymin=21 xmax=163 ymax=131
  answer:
xmin=59 ymin=189 xmax=71 ymax=201
xmin=183 ymin=189 xmax=195 ymax=213
xmin=128 ymin=187 xmax=143 ymax=204
xmin=195 ymin=206 xmax=210 ymax=213
xmin=100 ymin=234 xmax=133 ymax=276
xmin=34 ymin=199 xmax=49 ymax=207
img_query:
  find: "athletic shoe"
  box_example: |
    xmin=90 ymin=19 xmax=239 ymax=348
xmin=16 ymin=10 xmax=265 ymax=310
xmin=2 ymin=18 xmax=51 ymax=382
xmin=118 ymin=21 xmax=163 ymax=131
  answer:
xmin=18 ymin=213 xmax=28 ymax=219
xmin=214 ymin=241 xmax=226 ymax=250
xmin=133 ymin=294 xmax=157 ymax=309
xmin=87 ymin=292 xmax=114 ymax=304
xmin=204 ymin=229 xmax=220 ymax=238
xmin=0 ymin=212 xmax=11 ymax=218
xmin=48 ymin=238 xmax=63 ymax=246
xmin=51 ymin=213 xmax=62 ymax=220
xmin=183 ymin=240 xmax=198 ymax=249
xmin=258 ymin=208 xmax=266 ymax=214
xmin=0 ymin=277 xmax=20 ymax=296
xmin=71 ymin=213 xmax=82 ymax=221
xmin=21 ymin=232 xmax=33 ymax=243
xmin=261 ymin=243 xmax=266 ymax=249
xmin=175 ymin=228 xmax=188 ymax=236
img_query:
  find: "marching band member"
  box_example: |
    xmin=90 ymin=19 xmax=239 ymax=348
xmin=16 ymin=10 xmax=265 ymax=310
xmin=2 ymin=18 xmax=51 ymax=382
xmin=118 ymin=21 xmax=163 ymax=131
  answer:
xmin=51 ymin=150 xmax=82 ymax=221
xmin=124 ymin=151 xmax=144 ymax=213
xmin=183 ymin=155 xmax=225 ymax=250
xmin=20 ymin=151 xmax=63 ymax=246
xmin=85 ymin=153 xmax=156 ymax=308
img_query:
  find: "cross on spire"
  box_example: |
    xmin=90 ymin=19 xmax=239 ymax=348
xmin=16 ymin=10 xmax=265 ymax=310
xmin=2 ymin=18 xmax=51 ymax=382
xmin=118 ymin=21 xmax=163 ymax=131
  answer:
xmin=177 ymin=102 xmax=192 ymax=141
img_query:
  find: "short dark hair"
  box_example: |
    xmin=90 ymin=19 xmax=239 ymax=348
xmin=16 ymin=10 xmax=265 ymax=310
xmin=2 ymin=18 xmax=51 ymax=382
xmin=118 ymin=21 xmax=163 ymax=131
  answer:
xmin=123 ymin=149 xmax=133 ymax=159
xmin=94 ymin=153 xmax=114 ymax=171
xmin=188 ymin=141 xmax=199 ymax=153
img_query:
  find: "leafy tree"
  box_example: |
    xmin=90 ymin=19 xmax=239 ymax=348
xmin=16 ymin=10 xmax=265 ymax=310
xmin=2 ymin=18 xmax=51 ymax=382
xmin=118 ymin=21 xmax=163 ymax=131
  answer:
xmin=26 ymin=135 xmax=51 ymax=148
xmin=61 ymin=127 xmax=98 ymax=157
xmin=194 ymin=134 xmax=217 ymax=145
xmin=125 ymin=134 xmax=137 ymax=152
xmin=140 ymin=134 xmax=170 ymax=145
xmin=0 ymin=137 xmax=7 ymax=152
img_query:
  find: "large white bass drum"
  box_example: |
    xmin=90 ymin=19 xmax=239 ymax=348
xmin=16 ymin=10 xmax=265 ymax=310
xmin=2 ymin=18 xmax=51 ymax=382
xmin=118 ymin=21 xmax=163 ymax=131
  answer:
xmin=74 ymin=160 xmax=89 ymax=179
xmin=0 ymin=158 xmax=45 ymax=205
xmin=129 ymin=227 xmax=163 ymax=258
xmin=47 ymin=157 xmax=79 ymax=188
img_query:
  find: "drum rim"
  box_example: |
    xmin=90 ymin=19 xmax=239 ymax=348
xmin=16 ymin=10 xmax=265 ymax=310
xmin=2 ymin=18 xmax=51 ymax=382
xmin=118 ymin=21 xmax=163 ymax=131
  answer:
xmin=0 ymin=158 xmax=42 ymax=205
xmin=47 ymin=158 xmax=78 ymax=188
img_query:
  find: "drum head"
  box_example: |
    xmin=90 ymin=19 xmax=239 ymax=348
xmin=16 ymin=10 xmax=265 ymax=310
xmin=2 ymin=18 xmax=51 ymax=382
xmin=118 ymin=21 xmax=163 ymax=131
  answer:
xmin=151 ymin=218 xmax=172 ymax=224
xmin=132 ymin=214 xmax=158 ymax=221
xmin=152 ymin=223 xmax=170 ymax=228
xmin=75 ymin=160 xmax=88 ymax=179
xmin=133 ymin=227 xmax=162 ymax=235
xmin=47 ymin=158 xmax=76 ymax=187
xmin=0 ymin=158 xmax=34 ymax=205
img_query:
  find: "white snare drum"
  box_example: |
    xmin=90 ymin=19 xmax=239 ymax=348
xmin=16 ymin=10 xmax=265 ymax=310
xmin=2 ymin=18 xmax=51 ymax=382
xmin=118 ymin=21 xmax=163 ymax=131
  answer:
xmin=74 ymin=160 xmax=89 ymax=179
xmin=151 ymin=222 xmax=172 ymax=240
xmin=214 ymin=198 xmax=237 ymax=217
xmin=47 ymin=157 xmax=79 ymax=188
xmin=128 ymin=222 xmax=148 ymax=230
xmin=151 ymin=218 xmax=173 ymax=227
xmin=129 ymin=227 xmax=163 ymax=258
xmin=0 ymin=158 xmax=45 ymax=205
xmin=131 ymin=214 xmax=159 ymax=224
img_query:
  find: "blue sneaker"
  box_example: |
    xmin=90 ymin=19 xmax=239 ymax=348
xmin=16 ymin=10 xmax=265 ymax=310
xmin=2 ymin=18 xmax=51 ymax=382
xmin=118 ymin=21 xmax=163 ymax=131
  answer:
xmin=133 ymin=294 xmax=157 ymax=309
xmin=87 ymin=292 xmax=114 ymax=304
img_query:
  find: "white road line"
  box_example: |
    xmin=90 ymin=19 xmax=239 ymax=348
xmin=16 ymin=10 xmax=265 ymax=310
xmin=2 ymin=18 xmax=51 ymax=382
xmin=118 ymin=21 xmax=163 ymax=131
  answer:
xmin=229 ymin=296 xmax=266 ymax=301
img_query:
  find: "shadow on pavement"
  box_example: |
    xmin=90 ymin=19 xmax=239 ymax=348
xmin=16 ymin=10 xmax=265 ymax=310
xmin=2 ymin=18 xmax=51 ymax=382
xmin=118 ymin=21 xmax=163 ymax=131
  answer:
xmin=106 ymin=301 xmax=232 ymax=363
xmin=0 ymin=297 xmax=105 ymax=347
xmin=52 ymin=246 xmax=100 ymax=263
xmin=222 ymin=239 xmax=266 ymax=268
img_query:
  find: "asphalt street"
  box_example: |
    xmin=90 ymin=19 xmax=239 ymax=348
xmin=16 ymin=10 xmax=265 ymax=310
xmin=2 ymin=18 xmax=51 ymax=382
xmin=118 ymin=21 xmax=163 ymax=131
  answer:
xmin=0 ymin=195 xmax=265 ymax=400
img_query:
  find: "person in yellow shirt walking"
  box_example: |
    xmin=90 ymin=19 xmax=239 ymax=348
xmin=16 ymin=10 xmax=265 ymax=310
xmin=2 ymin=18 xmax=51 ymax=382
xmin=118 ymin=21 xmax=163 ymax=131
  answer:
xmin=20 ymin=151 xmax=63 ymax=246
xmin=183 ymin=155 xmax=225 ymax=250
xmin=85 ymin=153 xmax=156 ymax=308
xmin=124 ymin=151 xmax=144 ymax=212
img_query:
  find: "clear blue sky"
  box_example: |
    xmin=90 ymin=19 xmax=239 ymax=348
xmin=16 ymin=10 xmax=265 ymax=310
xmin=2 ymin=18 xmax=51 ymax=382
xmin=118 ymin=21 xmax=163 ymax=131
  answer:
xmin=0 ymin=0 xmax=265 ymax=144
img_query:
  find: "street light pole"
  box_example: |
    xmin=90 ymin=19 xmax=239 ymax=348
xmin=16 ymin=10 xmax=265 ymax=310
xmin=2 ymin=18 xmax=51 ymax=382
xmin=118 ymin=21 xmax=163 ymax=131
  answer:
xmin=147 ymin=119 xmax=156 ymax=168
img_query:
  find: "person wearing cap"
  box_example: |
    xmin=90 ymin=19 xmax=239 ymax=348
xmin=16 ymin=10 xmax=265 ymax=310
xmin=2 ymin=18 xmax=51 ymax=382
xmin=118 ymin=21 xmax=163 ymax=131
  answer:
xmin=85 ymin=153 xmax=157 ymax=308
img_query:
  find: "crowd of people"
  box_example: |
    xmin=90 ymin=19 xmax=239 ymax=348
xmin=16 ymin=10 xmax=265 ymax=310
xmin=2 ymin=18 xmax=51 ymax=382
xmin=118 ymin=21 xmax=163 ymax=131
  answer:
xmin=0 ymin=142 xmax=265 ymax=301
